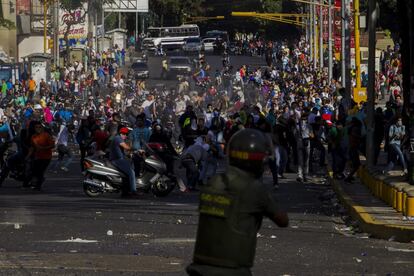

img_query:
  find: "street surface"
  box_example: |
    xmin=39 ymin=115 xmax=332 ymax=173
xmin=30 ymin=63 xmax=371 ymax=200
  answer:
xmin=0 ymin=54 xmax=413 ymax=275
xmin=1 ymin=159 xmax=414 ymax=275
xmin=131 ymin=53 xmax=268 ymax=89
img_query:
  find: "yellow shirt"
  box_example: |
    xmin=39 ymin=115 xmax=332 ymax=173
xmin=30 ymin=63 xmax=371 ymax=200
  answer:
xmin=28 ymin=79 xmax=36 ymax=91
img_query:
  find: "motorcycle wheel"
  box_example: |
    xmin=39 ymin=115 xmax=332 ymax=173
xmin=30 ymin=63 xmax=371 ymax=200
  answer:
xmin=151 ymin=178 xmax=175 ymax=197
xmin=83 ymin=175 xmax=103 ymax=197
xmin=84 ymin=184 xmax=102 ymax=197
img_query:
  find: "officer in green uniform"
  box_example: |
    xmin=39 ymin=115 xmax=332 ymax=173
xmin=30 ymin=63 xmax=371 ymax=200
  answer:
xmin=187 ymin=128 xmax=289 ymax=276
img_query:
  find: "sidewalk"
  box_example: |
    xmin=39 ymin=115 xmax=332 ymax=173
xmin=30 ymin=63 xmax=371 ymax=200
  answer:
xmin=328 ymin=152 xmax=414 ymax=243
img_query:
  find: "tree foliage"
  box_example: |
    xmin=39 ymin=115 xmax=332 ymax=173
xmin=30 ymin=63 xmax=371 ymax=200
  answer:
xmin=0 ymin=1 xmax=15 ymax=30
xmin=0 ymin=18 xmax=15 ymax=30
xmin=150 ymin=0 xmax=208 ymax=26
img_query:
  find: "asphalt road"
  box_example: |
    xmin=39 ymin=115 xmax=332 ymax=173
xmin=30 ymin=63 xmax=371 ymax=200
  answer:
xmin=1 ymin=158 xmax=414 ymax=275
xmin=129 ymin=53 xmax=267 ymax=90
xmin=1 ymin=55 xmax=414 ymax=275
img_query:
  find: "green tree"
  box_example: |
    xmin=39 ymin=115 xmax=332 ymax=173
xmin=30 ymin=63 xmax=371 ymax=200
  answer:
xmin=0 ymin=2 xmax=15 ymax=30
xmin=150 ymin=0 xmax=181 ymax=26
xmin=0 ymin=18 xmax=15 ymax=30
xmin=150 ymin=0 xmax=207 ymax=26
xmin=261 ymin=0 xmax=283 ymax=13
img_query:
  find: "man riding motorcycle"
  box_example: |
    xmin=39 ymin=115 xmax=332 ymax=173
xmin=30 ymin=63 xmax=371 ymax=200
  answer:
xmin=108 ymin=127 xmax=138 ymax=198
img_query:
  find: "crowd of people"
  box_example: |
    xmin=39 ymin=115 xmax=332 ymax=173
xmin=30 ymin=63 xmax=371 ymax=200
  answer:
xmin=0 ymin=34 xmax=408 ymax=195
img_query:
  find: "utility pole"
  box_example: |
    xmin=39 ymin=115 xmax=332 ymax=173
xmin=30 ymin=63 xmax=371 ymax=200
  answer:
xmin=136 ymin=12 xmax=139 ymax=42
xmin=328 ymin=0 xmax=333 ymax=80
xmin=118 ymin=12 xmax=121 ymax=29
xmin=310 ymin=4 xmax=314 ymax=63
xmin=398 ymin=1 xmax=414 ymax=184
xmin=354 ymin=0 xmax=361 ymax=89
xmin=319 ymin=0 xmax=323 ymax=70
xmin=54 ymin=0 xmax=60 ymax=65
xmin=141 ymin=13 xmax=145 ymax=34
xmin=341 ymin=0 xmax=346 ymax=88
xmin=101 ymin=3 xmax=105 ymax=39
xmin=366 ymin=0 xmax=377 ymax=168
xmin=345 ymin=0 xmax=351 ymax=98
xmin=43 ymin=1 xmax=48 ymax=53
xmin=95 ymin=12 xmax=98 ymax=52
xmin=313 ymin=0 xmax=317 ymax=69
xmin=341 ymin=0 xmax=351 ymax=99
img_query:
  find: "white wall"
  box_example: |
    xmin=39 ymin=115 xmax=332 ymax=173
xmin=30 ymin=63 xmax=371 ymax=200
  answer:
xmin=18 ymin=36 xmax=50 ymax=62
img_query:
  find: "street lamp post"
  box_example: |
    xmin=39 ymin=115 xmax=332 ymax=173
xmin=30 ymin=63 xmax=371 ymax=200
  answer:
xmin=366 ymin=0 xmax=377 ymax=168
xmin=341 ymin=0 xmax=346 ymax=88
xmin=43 ymin=0 xmax=48 ymax=53
xmin=354 ymin=0 xmax=361 ymax=89
xmin=310 ymin=3 xmax=314 ymax=63
xmin=319 ymin=0 xmax=323 ymax=69
xmin=328 ymin=0 xmax=333 ymax=80
xmin=313 ymin=0 xmax=317 ymax=69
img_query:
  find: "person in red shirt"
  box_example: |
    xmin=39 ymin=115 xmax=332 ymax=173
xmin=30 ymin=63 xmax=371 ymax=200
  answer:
xmin=92 ymin=120 xmax=109 ymax=153
xmin=25 ymin=122 xmax=55 ymax=190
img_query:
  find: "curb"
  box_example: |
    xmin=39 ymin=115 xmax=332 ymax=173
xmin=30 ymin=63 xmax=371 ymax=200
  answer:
xmin=328 ymin=171 xmax=414 ymax=243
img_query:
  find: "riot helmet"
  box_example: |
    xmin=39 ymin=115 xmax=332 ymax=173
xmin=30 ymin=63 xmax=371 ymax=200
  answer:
xmin=227 ymin=129 xmax=269 ymax=178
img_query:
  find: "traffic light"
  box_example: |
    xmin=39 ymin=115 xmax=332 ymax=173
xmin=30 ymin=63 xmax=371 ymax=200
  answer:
xmin=48 ymin=39 xmax=54 ymax=50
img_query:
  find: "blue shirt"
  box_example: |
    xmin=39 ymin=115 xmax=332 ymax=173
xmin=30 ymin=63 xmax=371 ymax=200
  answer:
xmin=6 ymin=81 xmax=12 ymax=90
xmin=97 ymin=67 xmax=105 ymax=78
xmin=129 ymin=127 xmax=151 ymax=151
xmin=24 ymin=108 xmax=33 ymax=118
xmin=109 ymin=135 xmax=125 ymax=161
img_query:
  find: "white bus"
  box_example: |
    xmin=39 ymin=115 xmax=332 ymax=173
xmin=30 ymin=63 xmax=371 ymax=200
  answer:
xmin=142 ymin=24 xmax=200 ymax=51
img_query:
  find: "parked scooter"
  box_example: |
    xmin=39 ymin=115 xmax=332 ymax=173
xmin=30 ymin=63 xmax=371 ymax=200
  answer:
xmin=82 ymin=143 xmax=176 ymax=197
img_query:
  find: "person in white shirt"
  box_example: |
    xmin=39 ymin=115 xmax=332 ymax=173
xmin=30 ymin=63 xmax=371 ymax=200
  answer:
xmin=175 ymin=95 xmax=186 ymax=116
xmin=204 ymin=104 xmax=214 ymax=129
xmin=50 ymin=121 xmax=73 ymax=172
xmin=141 ymin=94 xmax=156 ymax=120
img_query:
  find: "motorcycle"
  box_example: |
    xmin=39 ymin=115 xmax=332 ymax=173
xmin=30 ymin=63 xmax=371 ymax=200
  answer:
xmin=0 ymin=147 xmax=25 ymax=186
xmin=82 ymin=143 xmax=176 ymax=197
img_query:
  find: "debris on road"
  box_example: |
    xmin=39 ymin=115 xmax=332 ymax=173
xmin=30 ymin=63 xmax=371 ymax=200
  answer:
xmin=107 ymin=230 xmax=113 ymax=236
xmin=353 ymin=257 xmax=362 ymax=263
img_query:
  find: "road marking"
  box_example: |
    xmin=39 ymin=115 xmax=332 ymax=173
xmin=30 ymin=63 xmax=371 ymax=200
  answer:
xmin=150 ymin=238 xmax=195 ymax=243
xmin=125 ymin=233 xmax=152 ymax=238
xmin=386 ymin=247 xmax=414 ymax=253
xmin=0 ymin=252 xmax=183 ymax=272
xmin=40 ymin=238 xmax=98 ymax=243
xmin=0 ymin=222 xmax=28 ymax=225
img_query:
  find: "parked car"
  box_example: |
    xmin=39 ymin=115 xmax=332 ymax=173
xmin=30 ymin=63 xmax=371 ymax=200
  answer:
xmin=131 ymin=61 xmax=149 ymax=79
xmin=202 ymin=38 xmax=216 ymax=52
xmin=183 ymin=37 xmax=202 ymax=53
xmin=168 ymin=56 xmax=192 ymax=78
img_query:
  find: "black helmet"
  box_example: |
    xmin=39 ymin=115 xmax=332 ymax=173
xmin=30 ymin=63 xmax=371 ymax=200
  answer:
xmin=227 ymin=129 xmax=269 ymax=178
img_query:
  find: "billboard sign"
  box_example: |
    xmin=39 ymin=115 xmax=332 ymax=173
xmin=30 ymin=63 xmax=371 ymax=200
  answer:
xmin=58 ymin=5 xmax=88 ymax=48
xmin=104 ymin=0 xmax=148 ymax=12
